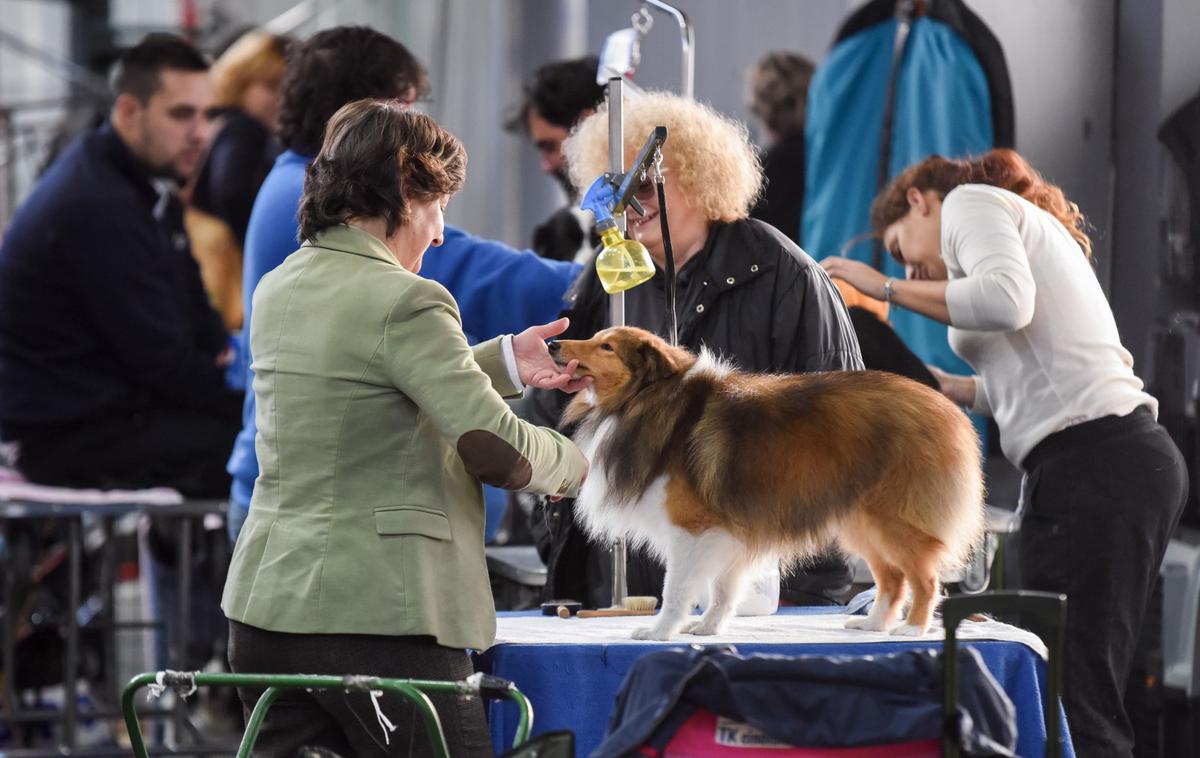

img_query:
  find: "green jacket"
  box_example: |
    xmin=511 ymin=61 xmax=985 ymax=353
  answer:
xmin=221 ymin=225 xmax=586 ymax=650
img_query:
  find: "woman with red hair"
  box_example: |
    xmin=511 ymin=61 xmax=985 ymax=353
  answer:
xmin=825 ymin=148 xmax=1185 ymax=758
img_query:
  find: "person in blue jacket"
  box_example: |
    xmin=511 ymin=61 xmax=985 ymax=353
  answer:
xmin=226 ymin=27 xmax=580 ymax=541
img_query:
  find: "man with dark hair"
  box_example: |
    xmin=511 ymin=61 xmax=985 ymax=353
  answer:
xmin=110 ymin=33 xmax=209 ymax=107
xmin=507 ymin=55 xmax=603 ymax=198
xmin=0 ymin=33 xmax=240 ymax=494
xmin=506 ymin=56 xmax=605 ymax=262
xmin=226 ymin=27 xmax=581 ymax=542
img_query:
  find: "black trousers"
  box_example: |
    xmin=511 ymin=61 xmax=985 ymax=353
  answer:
xmin=10 ymin=401 xmax=241 ymax=498
xmin=1019 ymin=407 xmax=1187 ymax=758
xmin=228 ymin=621 xmax=494 ymax=758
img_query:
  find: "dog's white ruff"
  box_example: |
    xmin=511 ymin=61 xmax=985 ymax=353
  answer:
xmin=684 ymin=347 xmax=735 ymax=381
xmin=574 ymin=414 xmax=758 ymax=641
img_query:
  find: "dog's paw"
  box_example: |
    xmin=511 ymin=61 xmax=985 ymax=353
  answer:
xmin=682 ymin=618 xmax=724 ymax=636
xmin=844 ymin=616 xmax=890 ymax=632
xmin=889 ymin=623 xmax=928 ymax=637
xmin=631 ymin=625 xmax=676 ymax=641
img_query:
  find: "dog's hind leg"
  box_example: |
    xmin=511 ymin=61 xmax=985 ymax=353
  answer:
xmin=888 ymin=531 xmax=944 ymax=637
xmin=631 ymin=528 xmax=736 ymax=641
xmin=844 ymin=552 xmax=906 ymax=632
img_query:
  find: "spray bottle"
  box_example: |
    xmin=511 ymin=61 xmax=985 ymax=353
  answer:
xmin=580 ymin=174 xmax=656 ymax=294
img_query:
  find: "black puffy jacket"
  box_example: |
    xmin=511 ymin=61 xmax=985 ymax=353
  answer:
xmin=525 ymin=217 xmax=864 ymax=607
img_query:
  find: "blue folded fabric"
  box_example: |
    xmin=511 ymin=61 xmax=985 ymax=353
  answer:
xmin=591 ymin=645 xmax=1017 ymax=758
xmin=845 ymin=586 xmax=876 ymax=616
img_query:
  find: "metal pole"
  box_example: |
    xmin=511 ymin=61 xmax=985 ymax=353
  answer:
xmin=64 ymin=518 xmax=82 ymax=749
xmin=607 ymin=76 xmax=628 ymax=609
xmin=1 ymin=108 xmax=15 ymax=228
xmin=2 ymin=518 xmax=19 ymax=747
xmin=642 ymin=0 xmax=694 ymax=99
xmin=101 ymin=517 xmax=118 ymax=707
xmin=174 ymin=517 xmax=192 ymax=744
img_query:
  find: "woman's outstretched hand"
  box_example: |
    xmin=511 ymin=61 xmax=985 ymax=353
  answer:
xmin=820 ymin=257 xmax=889 ymax=300
xmin=927 ymin=364 xmax=977 ymax=407
xmin=513 ymin=318 xmax=593 ymax=393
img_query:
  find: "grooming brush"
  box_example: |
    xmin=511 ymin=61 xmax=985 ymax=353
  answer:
xmin=576 ymin=596 xmax=659 ymax=618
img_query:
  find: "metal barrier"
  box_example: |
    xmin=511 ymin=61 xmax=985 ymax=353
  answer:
xmin=122 ymin=670 xmax=534 ymax=758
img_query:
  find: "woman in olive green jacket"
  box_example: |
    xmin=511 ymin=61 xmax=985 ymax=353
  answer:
xmin=221 ymin=100 xmax=588 ymax=758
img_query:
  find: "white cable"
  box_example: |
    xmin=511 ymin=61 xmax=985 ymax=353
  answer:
xmin=368 ymin=690 xmax=397 ymax=746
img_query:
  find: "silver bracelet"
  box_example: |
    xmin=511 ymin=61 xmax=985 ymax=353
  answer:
xmin=882 ymin=277 xmax=896 ymax=302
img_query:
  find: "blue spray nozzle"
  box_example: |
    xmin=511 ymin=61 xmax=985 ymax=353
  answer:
xmin=580 ymin=174 xmax=620 ymax=230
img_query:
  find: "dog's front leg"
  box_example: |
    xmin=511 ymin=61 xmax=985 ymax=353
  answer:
xmin=684 ymin=552 xmax=753 ymax=636
xmin=631 ymin=531 xmax=710 ymax=641
xmin=633 ymin=527 xmax=744 ymax=638
xmin=630 ymin=564 xmax=694 ymax=640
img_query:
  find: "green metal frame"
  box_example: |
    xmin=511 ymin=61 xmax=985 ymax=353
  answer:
xmin=121 ymin=671 xmax=534 ymax=758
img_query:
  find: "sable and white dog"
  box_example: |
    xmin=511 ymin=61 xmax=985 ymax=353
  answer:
xmin=550 ymin=327 xmax=984 ymax=641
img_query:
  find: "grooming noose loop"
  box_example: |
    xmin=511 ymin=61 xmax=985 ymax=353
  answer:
xmin=632 ymin=7 xmax=653 ymax=35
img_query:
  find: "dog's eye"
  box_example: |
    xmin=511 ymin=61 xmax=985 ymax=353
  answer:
xmin=600 ymin=343 xmax=614 ymax=352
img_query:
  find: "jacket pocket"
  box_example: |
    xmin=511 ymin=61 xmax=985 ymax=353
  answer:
xmin=374 ymin=505 xmax=452 ymax=540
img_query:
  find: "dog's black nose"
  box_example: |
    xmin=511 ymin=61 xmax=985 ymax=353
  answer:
xmin=547 ymin=340 xmax=561 ymax=354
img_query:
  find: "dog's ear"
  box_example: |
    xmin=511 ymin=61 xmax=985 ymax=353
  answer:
xmin=628 ymin=338 xmax=679 ymax=386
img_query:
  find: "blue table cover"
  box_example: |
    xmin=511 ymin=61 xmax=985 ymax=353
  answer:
xmin=477 ymin=607 xmax=1074 ymax=758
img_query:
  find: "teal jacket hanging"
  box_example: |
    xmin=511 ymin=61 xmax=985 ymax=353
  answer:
xmin=802 ymin=1 xmax=1012 ymax=384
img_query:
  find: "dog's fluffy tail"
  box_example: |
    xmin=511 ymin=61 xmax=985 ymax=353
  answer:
xmin=900 ymin=412 xmax=987 ymax=571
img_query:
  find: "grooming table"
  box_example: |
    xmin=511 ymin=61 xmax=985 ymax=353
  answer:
xmin=0 ymin=467 xmax=227 ymax=756
xmin=478 ymin=607 xmax=1075 ymax=757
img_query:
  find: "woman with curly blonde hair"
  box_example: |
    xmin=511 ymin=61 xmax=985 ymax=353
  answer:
xmin=527 ymin=90 xmax=863 ymax=611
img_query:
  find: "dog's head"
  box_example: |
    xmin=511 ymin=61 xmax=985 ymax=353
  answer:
xmin=551 ymin=327 xmax=694 ymax=418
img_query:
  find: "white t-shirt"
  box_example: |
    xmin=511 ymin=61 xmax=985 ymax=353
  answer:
xmin=941 ymin=184 xmax=1155 ymax=467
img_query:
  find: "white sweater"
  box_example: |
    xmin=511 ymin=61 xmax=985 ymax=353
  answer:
xmin=941 ymin=184 xmax=1156 ymax=467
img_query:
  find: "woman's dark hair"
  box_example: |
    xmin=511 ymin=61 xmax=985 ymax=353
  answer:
xmin=505 ymin=56 xmax=604 ymax=133
xmin=278 ymin=26 xmax=428 ymax=154
xmin=869 ymin=148 xmax=1093 ymax=259
xmin=298 ymin=100 xmax=465 ymax=241
xmin=748 ymin=51 xmax=814 ymax=139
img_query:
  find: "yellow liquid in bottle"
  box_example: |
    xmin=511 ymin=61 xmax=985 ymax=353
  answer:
xmin=595 ymin=228 xmax=655 ymax=294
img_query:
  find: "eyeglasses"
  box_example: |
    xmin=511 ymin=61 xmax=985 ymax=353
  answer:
xmin=634 ymin=178 xmax=660 ymax=202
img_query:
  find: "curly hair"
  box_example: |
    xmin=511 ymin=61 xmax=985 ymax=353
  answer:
xmin=564 ymin=90 xmax=763 ymax=223
xmin=211 ymin=31 xmax=290 ymax=109
xmin=869 ymin=149 xmax=1093 ymax=259
xmin=278 ymin=26 xmax=428 ymax=154
xmin=298 ymin=100 xmax=465 ymax=242
xmin=748 ymin=51 xmax=815 ymax=139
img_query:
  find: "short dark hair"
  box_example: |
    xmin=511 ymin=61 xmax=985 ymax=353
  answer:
xmin=505 ymin=56 xmax=604 ymax=133
xmin=748 ymin=51 xmax=815 ymax=138
xmin=298 ymin=100 xmax=466 ymax=241
xmin=110 ymin=33 xmax=209 ymax=103
xmin=278 ymin=26 xmax=428 ymax=155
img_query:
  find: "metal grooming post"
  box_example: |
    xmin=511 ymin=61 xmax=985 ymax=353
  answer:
xmin=643 ymin=0 xmax=695 ymax=99
xmin=607 ymin=76 xmax=628 ymax=609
